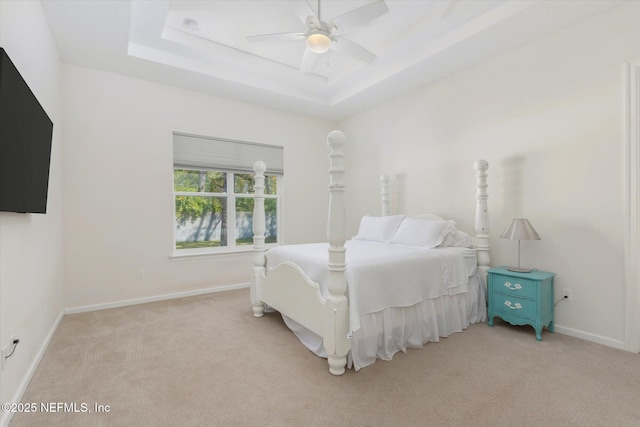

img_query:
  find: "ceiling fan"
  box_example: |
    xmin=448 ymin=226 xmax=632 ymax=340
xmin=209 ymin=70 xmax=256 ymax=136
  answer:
xmin=246 ymin=0 xmax=389 ymax=73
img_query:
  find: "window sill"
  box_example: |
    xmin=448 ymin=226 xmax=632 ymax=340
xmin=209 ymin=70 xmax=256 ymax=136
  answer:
xmin=169 ymin=245 xmax=276 ymax=261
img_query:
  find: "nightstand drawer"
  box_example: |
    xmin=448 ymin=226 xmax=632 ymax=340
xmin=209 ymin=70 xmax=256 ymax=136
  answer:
xmin=491 ymin=294 xmax=536 ymax=320
xmin=492 ymin=275 xmax=536 ymax=300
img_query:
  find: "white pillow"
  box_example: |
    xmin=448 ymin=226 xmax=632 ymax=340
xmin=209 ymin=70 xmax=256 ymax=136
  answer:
xmin=439 ymin=230 xmax=472 ymax=248
xmin=390 ymin=218 xmax=456 ymax=248
xmin=415 ymin=213 xmax=445 ymax=221
xmin=439 ymin=231 xmax=455 ymax=247
xmin=451 ymin=230 xmax=472 ymax=248
xmin=353 ymin=215 xmax=405 ymax=243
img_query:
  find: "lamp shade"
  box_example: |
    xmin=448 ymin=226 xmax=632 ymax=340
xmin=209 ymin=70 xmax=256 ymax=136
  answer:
xmin=500 ymin=218 xmax=541 ymax=241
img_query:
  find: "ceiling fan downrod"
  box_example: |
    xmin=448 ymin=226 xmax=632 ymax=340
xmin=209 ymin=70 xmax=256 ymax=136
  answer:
xmin=306 ymin=0 xmax=331 ymax=53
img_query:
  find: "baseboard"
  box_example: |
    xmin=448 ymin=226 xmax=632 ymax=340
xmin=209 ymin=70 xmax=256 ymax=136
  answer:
xmin=65 ymin=282 xmax=250 ymax=315
xmin=0 ymin=287 xmax=623 ymax=427
xmin=554 ymin=324 xmax=626 ymax=351
xmin=0 ymin=283 xmax=250 ymax=427
xmin=0 ymin=310 xmax=64 ymax=427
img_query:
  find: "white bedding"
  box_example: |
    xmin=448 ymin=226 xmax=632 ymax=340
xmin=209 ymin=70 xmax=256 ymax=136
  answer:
xmin=266 ymin=240 xmax=486 ymax=369
xmin=283 ymin=275 xmax=486 ymax=370
xmin=266 ymin=240 xmax=473 ymax=332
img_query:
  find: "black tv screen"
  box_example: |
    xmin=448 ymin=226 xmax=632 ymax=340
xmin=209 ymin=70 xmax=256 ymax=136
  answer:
xmin=0 ymin=47 xmax=53 ymax=214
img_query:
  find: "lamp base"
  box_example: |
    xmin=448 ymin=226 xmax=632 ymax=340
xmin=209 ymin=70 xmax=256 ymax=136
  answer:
xmin=506 ymin=266 xmax=534 ymax=273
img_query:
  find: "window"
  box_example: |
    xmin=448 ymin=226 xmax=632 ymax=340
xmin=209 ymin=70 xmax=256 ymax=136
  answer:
xmin=172 ymin=133 xmax=283 ymax=254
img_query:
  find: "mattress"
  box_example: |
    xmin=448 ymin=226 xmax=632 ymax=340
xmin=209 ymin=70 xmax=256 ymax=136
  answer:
xmin=266 ymin=240 xmax=486 ymax=370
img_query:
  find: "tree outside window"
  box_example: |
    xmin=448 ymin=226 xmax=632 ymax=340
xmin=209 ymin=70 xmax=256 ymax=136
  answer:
xmin=174 ymin=169 xmax=278 ymax=251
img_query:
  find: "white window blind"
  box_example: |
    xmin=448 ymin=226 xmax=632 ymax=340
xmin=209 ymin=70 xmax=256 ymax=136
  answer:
xmin=173 ymin=132 xmax=284 ymax=175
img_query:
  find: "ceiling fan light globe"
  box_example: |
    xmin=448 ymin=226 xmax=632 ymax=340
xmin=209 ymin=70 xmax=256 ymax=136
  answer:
xmin=306 ymin=32 xmax=331 ymax=53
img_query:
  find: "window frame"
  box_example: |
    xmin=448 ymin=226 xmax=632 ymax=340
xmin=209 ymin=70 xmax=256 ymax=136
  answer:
xmin=172 ymin=168 xmax=282 ymax=258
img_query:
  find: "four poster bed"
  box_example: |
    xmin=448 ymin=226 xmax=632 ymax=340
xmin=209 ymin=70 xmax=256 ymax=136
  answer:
xmin=250 ymin=130 xmax=490 ymax=375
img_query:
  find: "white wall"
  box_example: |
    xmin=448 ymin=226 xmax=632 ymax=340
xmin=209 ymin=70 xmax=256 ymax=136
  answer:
xmin=63 ymin=65 xmax=336 ymax=309
xmin=340 ymin=2 xmax=640 ymax=347
xmin=0 ymin=0 xmax=65 ymax=420
xmin=1 ymin=4 xmax=635 ymax=415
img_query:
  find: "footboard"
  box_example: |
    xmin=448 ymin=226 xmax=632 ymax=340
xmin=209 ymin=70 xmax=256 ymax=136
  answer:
xmin=260 ymin=262 xmax=327 ymax=337
xmin=251 ymin=130 xmax=350 ymax=376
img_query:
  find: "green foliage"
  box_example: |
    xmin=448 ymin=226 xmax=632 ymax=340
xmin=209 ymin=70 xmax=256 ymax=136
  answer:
xmin=174 ymin=170 xmax=227 ymax=227
xmin=265 ymin=175 xmax=277 ymax=195
xmin=234 ymin=173 xmax=277 ymax=195
xmin=174 ymin=169 xmax=226 ymax=192
xmin=174 ymin=169 xmax=278 ymax=248
xmin=234 ymin=173 xmax=277 ymax=214
xmin=175 ymin=235 xmax=276 ymax=250
xmin=234 ymin=173 xmax=254 ymax=194
xmin=175 ymin=196 xmax=214 ymax=227
xmin=176 ymin=240 xmax=221 ymax=250
xmin=265 ymin=198 xmax=276 ymax=214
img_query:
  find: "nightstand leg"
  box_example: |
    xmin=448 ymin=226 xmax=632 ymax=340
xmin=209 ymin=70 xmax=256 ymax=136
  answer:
xmin=535 ymin=327 xmax=542 ymax=341
xmin=488 ymin=315 xmax=494 ymax=327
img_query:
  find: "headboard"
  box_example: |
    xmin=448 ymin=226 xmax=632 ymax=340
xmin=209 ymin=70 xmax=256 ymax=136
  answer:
xmin=378 ymin=161 xmax=490 ymax=280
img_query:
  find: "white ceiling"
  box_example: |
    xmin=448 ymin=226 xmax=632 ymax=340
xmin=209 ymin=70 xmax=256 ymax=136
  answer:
xmin=40 ymin=0 xmax=622 ymax=121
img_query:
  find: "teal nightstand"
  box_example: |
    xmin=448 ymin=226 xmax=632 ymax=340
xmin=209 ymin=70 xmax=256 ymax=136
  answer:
xmin=487 ymin=267 xmax=555 ymax=341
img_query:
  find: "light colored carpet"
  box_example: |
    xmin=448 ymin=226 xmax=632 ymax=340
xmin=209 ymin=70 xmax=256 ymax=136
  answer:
xmin=9 ymin=289 xmax=640 ymax=426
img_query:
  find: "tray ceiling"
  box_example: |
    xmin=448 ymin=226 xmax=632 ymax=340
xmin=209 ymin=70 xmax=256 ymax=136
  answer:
xmin=41 ymin=0 xmax=621 ymax=120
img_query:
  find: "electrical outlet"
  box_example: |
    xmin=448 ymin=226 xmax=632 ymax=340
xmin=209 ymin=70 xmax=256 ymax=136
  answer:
xmin=137 ymin=269 xmax=145 ymax=279
xmin=562 ymin=288 xmax=573 ymax=302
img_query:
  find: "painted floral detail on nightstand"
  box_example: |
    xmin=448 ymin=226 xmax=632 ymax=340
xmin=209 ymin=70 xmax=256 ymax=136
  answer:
xmin=504 ymin=300 xmax=522 ymax=310
xmin=504 ymin=281 xmax=523 ymax=290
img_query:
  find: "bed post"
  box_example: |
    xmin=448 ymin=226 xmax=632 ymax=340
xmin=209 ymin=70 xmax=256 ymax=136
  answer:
xmin=380 ymin=175 xmax=390 ymax=216
xmin=251 ymin=160 xmax=267 ymax=318
xmin=325 ymin=130 xmax=350 ymax=376
xmin=473 ymin=160 xmax=490 ymax=281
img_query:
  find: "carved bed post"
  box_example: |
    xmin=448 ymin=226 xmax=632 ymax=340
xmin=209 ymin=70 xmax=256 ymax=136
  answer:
xmin=473 ymin=160 xmax=490 ymax=281
xmin=325 ymin=130 xmax=350 ymax=376
xmin=380 ymin=175 xmax=390 ymax=216
xmin=251 ymin=161 xmax=267 ymax=318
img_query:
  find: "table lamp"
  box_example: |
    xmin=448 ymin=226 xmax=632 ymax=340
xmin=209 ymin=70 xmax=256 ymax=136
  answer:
xmin=499 ymin=218 xmax=541 ymax=273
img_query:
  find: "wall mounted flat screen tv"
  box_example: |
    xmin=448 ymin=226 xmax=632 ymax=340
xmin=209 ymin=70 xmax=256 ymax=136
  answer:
xmin=0 ymin=47 xmax=53 ymax=214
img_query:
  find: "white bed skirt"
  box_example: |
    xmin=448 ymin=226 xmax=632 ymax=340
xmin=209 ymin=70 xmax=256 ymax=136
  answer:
xmin=282 ymin=273 xmax=487 ymax=371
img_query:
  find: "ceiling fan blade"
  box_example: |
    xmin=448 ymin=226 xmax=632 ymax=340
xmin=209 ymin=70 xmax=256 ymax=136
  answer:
xmin=247 ymin=32 xmax=306 ymax=43
xmin=441 ymin=0 xmax=460 ymax=19
xmin=294 ymin=1 xmax=316 ymax=25
xmin=331 ymin=37 xmax=376 ymax=62
xmin=332 ymin=0 xmax=389 ymax=35
xmin=305 ymin=0 xmax=318 ymax=18
xmin=299 ymin=48 xmax=320 ymax=74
